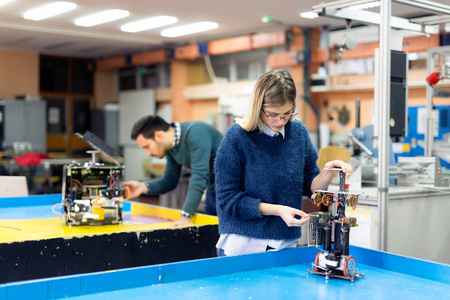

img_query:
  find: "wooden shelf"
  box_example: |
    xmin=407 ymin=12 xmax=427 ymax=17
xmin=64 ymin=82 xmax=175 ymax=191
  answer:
xmin=183 ymin=80 xmax=256 ymax=100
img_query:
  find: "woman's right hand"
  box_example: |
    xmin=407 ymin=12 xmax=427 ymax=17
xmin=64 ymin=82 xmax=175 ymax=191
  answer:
xmin=122 ymin=181 xmax=147 ymax=199
xmin=277 ymin=205 xmax=309 ymax=227
xmin=259 ymin=203 xmax=309 ymax=227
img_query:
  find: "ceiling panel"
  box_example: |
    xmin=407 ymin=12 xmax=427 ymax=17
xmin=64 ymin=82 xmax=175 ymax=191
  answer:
xmin=0 ymin=0 xmax=447 ymax=58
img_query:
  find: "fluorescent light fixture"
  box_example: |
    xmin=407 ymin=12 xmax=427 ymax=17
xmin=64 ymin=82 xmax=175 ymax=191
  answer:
xmin=161 ymin=22 xmax=218 ymax=38
xmin=348 ymin=1 xmax=380 ymax=10
xmin=75 ymin=9 xmax=129 ymax=27
xmin=299 ymin=11 xmax=319 ymax=19
xmin=0 ymin=0 xmax=14 ymax=7
xmin=23 ymin=1 xmax=77 ymax=21
xmin=121 ymin=16 xmax=178 ymax=33
xmin=407 ymin=52 xmax=418 ymax=61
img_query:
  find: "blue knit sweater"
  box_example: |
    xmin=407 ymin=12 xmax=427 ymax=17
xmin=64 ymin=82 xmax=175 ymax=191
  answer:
xmin=214 ymin=120 xmax=321 ymax=240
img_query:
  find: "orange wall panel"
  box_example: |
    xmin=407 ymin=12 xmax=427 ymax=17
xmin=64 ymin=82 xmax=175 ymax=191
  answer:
xmin=402 ymin=34 xmax=439 ymax=53
xmin=311 ymin=48 xmax=330 ymax=64
xmin=175 ymin=44 xmax=202 ymax=60
xmin=341 ymin=41 xmax=378 ymax=60
xmin=171 ymin=60 xmax=191 ymax=122
xmin=94 ymin=70 xmax=117 ymax=108
xmin=191 ymin=99 xmax=219 ymax=121
xmin=132 ymin=49 xmax=168 ymax=65
xmin=208 ymin=36 xmax=252 ymax=55
xmin=252 ymin=31 xmax=286 ymax=49
xmin=268 ymin=51 xmax=299 ymax=68
xmin=313 ymin=91 xmax=375 ymax=132
xmin=0 ymin=50 xmax=39 ymax=99
xmin=96 ymin=56 xmax=127 ymax=70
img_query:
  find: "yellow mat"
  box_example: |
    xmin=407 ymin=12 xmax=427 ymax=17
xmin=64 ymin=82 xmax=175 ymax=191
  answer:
xmin=0 ymin=202 xmax=218 ymax=243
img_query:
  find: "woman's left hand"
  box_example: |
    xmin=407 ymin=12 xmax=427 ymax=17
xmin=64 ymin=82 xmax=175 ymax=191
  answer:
xmin=323 ymin=160 xmax=352 ymax=179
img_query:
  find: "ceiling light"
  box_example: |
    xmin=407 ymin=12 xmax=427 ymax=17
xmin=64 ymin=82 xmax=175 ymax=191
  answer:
xmin=0 ymin=0 xmax=14 ymax=7
xmin=299 ymin=11 xmax=319 ymax=19
xmin=121 ymin=16 xmax=178 ymax=33
xmin=23 ymin=1 xmax=77 ymax=21
xmin=348 ymin=1 xmax=380 ymax=10
xmin=75 ymin=9 xmax=129 ymax=27
xmin=161 ymin=22 xmax=218 ymax=38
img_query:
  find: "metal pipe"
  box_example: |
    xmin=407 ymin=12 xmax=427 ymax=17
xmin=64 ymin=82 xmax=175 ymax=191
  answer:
xmin=425 ymin=49 xmax=434 ymax=157
xmin=306 ymin=96 xmax=321 ymax=149
xmin=312 ymin=0 xmax=378 ymax=10
xmin=393 ymin=0 xmax=450 ymax=15
xmin=302 ymin=29 xmax=321 ymax=149
xmin=328 ymin=115 xmax=373 ymax=155
xmin=377 ymin=0 xmax=391 ymax=252
xmin=355 ymin=98 xmax=361 ymax=128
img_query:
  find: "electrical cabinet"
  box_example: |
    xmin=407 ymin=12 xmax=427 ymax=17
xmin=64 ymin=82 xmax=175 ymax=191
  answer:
xmin=1 ymin=100 xmax=47 ymax=153
xmin=390 ymin=50 xmax=408 ymax=137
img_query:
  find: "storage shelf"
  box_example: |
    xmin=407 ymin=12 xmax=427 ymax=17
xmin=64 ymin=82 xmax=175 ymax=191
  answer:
xmin=311 ymin=81 xmax=450 ymax=93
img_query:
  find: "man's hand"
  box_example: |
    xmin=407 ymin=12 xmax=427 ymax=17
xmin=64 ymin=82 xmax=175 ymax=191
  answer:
xmin=172 ymin=215 xmax=194 ymax=227
xmin=123 ymin=181 xmax=147 ymax=199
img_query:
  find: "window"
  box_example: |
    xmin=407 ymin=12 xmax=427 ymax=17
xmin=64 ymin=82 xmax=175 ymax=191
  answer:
xmin=72 ymin=58 xmax=94 ymax=94
xmin=40 ymin=56 xmax=69 ymax=93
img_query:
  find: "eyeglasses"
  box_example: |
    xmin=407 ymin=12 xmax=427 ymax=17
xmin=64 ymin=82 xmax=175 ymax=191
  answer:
xmin=261 ymin=108 xmax=298 ymax=122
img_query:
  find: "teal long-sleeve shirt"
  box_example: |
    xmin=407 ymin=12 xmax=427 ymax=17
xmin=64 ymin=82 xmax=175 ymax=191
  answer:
xmin=146 ymin=121 xmax=223 ymax=215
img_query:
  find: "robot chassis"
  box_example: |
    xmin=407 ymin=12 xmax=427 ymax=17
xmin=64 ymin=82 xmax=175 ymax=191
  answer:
xmin=307 ymin=169 xmax=365 ymax=281
xmin=61 ymin=150 xmax=126 ymax=226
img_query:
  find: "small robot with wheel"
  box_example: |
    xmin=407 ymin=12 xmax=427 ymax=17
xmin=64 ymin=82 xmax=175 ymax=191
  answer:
xmin=58 ymin=131 xmax=129 ymax=226
xmin=307 ymin=168 xmax=365 ymax=281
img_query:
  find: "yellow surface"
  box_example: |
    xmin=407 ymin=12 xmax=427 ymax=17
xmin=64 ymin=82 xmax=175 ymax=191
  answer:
xmin=130 ymin=202 xmax=219 ymax=226
xmin=0 ymin=203 xmax=218 ymax=243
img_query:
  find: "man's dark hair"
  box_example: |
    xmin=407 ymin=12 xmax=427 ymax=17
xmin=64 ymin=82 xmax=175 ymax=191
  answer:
xmin=131 ymin=115 xmax=171 ymax=140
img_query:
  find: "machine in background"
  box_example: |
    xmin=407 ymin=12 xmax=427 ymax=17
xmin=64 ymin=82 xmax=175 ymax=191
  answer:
xmin=60 ymin=131 xmax=128 ymax=226
xmin=400 ymin=105 xmax=450 ymax=169
xmin=307 ymin=169 xmax=364 ymax=281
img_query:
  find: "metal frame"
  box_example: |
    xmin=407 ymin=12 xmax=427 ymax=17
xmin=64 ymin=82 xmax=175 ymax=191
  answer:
xmin=425 ymin=46 xmax=450 ymax=157
xmin=310 ymin=0 xmax=450 ymax=251
xmin=311 ymin=0 xmax=450 ymax=34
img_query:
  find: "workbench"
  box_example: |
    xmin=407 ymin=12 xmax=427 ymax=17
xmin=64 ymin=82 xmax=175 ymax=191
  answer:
xmin=0 ymin=194 xmax=219 ymax=283
xmin=1 ymin=245 xmax=449 ymax=299
xmin=340 ymin=185 xmax=450 ymax=264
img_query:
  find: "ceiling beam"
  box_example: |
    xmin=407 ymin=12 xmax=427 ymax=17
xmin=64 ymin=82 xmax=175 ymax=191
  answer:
xmin=393 ymin=0 xmax=450 ymax=15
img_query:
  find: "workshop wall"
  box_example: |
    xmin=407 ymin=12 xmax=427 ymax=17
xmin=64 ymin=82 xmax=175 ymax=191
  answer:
xmin=94 ymin=69 xmax=117 ymax=109
xmin=0 ymin=50 xmax=39 ymax=99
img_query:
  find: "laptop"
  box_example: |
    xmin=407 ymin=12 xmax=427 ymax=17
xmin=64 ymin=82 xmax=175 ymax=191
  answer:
xmin=0 ymin=176 xmax=29 ymax=197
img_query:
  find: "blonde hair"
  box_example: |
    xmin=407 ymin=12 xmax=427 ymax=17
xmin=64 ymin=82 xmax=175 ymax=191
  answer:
xmin=236 ymin=69 xmax=297 ymax=132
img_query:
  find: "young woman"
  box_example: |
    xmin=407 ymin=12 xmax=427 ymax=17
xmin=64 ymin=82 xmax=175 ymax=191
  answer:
xmin=214 ymin=69 xmax=351 ymax=256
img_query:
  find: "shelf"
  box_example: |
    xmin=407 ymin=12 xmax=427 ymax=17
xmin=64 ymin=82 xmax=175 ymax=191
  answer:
xmin=311 ymin=81 xmax=450 ymax=93
xmin=183 ymin=80 xmax=256 ymax=100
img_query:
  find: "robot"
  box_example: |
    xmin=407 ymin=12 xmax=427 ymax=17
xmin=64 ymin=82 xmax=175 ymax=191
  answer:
xmin=60 ymin=131 xmax=128 ymax=226
xmin=307 ymin=168 xmax=365 ymax=281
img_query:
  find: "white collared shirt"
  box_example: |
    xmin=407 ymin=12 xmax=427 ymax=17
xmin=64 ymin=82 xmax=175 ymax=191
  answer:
xmin=261 ymin=123 xmax=285 ymax=138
